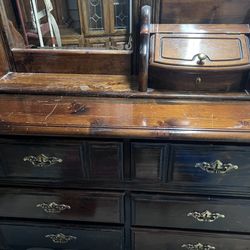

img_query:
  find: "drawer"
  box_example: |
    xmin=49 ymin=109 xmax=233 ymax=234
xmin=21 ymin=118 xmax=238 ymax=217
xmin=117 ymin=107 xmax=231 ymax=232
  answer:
xmin=132 ymin=194 xmax=250 ymax=233
xmin=149 ymin=68 xmax=246 ymax=91
xmin=0 ymin=221 xmax=123 ymax=250
xmin=0 ymin=138 xmax=123 ymax=183
xmin=170 ymin=144 xmax=250 ymax=193
xmin=0 ymin=188 xmax=124 ymax=224
xmin=0 ymin=139 xmax=84 ymax=181
xmin=133 ymin=229 xmax=250 ymax=250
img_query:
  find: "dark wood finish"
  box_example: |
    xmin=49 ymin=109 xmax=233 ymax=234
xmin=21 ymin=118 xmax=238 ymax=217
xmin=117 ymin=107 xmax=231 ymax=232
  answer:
xmin=0 ymin=221 xmax=123 ymax=250
xmin=153 ymin=33 xmax=250 ymax=68
xmin=159 ymin=0 xmax=250 ymax=24
xmin=87 ymin=141 xmax=123 ymax=180
xmin=149 ymin=68 xmax=248 ymax=91
xmin=0 ymin=20 xmax=10 ymax=76
xmin=133 ymin=228 xmax=250 ymax=250
xmin=148 ymin=24 xmax=250 ymax=92
xmin=131 ymin=143 xmax=168 ymax=181
xmin=132 ymin=194 xmax=250 ymax=233
xmin=12 ymin=48 xmax=132 ymax=75
xmin=1 ymin=95 xmax=250 ymax=141
xmin=0 ymin=139 xmax=84 ymax=181
xmin=138 ymin=5 xmax=151 ymax=92
xmin=170 ymin=144 xmax=250 ymax=192
xmin=2 ymin=72 xmax=250 ymax=100
xmin=0 ymin=188 xmax=124 ymax=224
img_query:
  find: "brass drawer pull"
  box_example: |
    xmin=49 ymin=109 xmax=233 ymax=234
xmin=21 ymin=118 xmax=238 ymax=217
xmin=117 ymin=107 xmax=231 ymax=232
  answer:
xmin=45 ymin=233 xmax=77 ymax=244
xmin=195 ymin=160 xmax=238 ymax=174
xmin=182 ymin=243 xmax=215 ymax=250
xmin=187 ymin=210 xmax=225 ymax=222
xmin=37 ymin=202 xmax=71 ymax=214
xmin=23 ymin=154 xmax=63 ymax=168
xmin=196 ymin=53 xmax=208 ymax=65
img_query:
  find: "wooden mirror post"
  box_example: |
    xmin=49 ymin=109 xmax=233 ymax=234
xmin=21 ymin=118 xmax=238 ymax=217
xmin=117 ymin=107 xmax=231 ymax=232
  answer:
xmin=138 ymin=5 xmax=151 ymax=92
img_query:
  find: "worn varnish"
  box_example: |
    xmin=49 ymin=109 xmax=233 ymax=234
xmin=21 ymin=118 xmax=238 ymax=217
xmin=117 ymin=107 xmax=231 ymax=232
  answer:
xmin=0 ymin=95 xmax=249 ymax=141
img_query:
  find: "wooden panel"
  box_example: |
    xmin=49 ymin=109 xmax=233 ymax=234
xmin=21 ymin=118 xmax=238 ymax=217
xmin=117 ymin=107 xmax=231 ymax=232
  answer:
xmin=1 ymin=72 xmax=250 ymax=100
xmin=132 ymin=194 xmax=250 ymax=233
xmin=0 ymin=139 xmax=84 ymax=181
xmin=131 ymin=143 xmax=167 ymax=181
xmin=149 ymin=68 xmax=248 ymax=91
xmin=1 ymin=95 xmax=250 ymax=141
xmin=154 ymin=34 xmax=249 ymax=67
xmin=12 ymin=49 xmax=132 ymax=75
xmin=133 ymin=228 xmax=250 ymax=250
xmin=159 ymin=0 xmax=250 ymax=24
xmin=0 ymin=188 xmax=124 ymax=224
xmin=87 ymin=142 xmax=123 ymax=180
xmin=0 ymin=221 xmax=123 ymax=250
xmin=170 ymin=144 xmax=250 ymax=192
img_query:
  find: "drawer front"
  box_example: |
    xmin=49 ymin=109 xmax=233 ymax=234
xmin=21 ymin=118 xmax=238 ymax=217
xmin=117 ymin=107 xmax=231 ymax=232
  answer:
xmin=131 ymin=143 xmax=168 ymax=182
xmin=133 ymin=229 xmax=250 ymax=250
xmin=0 ymin=139 xmax=84 ymax=181
xmin=149 ymin=67 xmax=245 ymax=91
xmin=170 ymin=144 xmax=250 ymax=192
xmin=0 ymin=221 xmax=123 ymax=250
xmin=0 ymin=139 xmax=123 ymax=183
xmin=0 ymin=188 xmax=124 ymax=224
xmin=132 ymin=194 xmax=250 ymax=233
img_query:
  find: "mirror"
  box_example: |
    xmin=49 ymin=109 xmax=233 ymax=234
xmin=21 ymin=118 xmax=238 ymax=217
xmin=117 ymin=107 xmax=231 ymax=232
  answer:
xmin=1 ymin=0 xmax=132 ymax=50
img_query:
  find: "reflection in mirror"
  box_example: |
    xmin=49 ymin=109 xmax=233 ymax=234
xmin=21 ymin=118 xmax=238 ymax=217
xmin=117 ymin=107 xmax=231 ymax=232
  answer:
xmin=1 ymin=0 xmax=132 ymax=50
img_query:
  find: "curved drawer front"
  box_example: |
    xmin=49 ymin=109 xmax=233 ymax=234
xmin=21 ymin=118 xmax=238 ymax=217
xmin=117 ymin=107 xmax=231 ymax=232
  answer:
xmin=132 ymin=194 xmax=250 ymax=233
xmin=0 ymin=188 xmax=124 ymax=224
xmin=133 ymin=229 xmax=250 ymax=250
xmin=0 ymin=221 xmax=123 ymax=250
xmin=170 ymin=144 xmax=250 ymax=192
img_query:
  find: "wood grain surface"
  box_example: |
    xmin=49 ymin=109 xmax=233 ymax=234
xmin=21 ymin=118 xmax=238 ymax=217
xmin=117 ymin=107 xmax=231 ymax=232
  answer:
xmin=0 ymin=94 xmax=250 ymax=141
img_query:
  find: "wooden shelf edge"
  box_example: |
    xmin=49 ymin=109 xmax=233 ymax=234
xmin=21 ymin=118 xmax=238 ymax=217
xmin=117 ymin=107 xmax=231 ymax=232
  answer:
xmin=1 ymin=72 xmax=250 ymax=101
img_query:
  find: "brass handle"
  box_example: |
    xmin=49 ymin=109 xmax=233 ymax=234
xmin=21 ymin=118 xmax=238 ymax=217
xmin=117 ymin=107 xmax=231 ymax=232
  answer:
xmin=182 ymin=243 xmax=215 ymax=250
xmin=45 ymin=233 xmax=77 ymax=244
xmin=187 ymin=210 xmax=225 ymax=222
xmin=23 ymin=154 xmax=63 ymax=168
xmin=37 ymin=202 xmax=71 ymax=214
xmin=196 ymin=53 xmax=208 ymax=65
xmin=195 ymin=160 xmax=238 ymax=174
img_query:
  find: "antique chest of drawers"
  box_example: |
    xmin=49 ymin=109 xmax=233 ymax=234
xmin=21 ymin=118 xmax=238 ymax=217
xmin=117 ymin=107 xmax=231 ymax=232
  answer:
xmin=0 ymin=134 xmax=250 ymax=249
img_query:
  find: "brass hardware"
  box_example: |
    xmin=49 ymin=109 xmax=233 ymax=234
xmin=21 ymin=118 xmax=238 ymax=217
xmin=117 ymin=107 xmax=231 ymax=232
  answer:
xmin=196 ymin=77 xmax=203 ymax=85
xmin=195 ymin=160 xmax=238 ymax=174
xmin=23 ymin=154 xmax=63 ymax=168
xmin=187 ymin=210 xmax=225 ymax=222
xmin=182 ymin=243 xmax=216 ymax=250
xmin=196 ymin=53 xmax=208 ymax=65
xmin=45 ymin=233 xmax=77 ymax=244
xmin=37 ymin=202 xmax=71 ymax=214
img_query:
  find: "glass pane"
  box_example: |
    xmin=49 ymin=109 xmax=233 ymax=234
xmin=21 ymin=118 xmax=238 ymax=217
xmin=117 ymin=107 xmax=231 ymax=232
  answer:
xmin=1 ymin=0 xmax=132 ymax=50
xmin=88 ymin=0 xmax=104 ymax=31
xmin=114 ymin=0 xmax=129 ymax=29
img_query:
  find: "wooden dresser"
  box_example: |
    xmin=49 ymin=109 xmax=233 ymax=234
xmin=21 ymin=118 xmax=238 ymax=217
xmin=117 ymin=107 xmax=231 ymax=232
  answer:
xmin=1 ymin=1 xmax=250 ymax=250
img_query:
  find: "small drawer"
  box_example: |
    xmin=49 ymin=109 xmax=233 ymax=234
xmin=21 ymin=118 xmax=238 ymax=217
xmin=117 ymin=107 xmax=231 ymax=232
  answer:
xmin=0 ymin=188 xmax=124 ymax=224
xmin=133 ymin=229 xmax=250 ymax=250
xmin=132 ymin=194 xmax=250 ymax=233
xmin=170 ymin=144 xmax=250 ymax=193
xmin=0 ymin=221 xmax=123 ymax=250
xmin=0 ymin=139 xmax=84 ymax=181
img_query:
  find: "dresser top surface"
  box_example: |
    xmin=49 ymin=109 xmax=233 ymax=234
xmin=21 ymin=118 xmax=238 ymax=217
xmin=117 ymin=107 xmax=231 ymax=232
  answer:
xmin=0 ymin=93 xmax=250 ymax=142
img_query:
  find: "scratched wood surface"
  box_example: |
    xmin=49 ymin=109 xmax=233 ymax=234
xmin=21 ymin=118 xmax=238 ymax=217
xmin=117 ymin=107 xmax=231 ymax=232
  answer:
xmin=1 ymin=72 xmax=250 ymax=101
xmin=0 ymin=94 xmax=250 ymax=141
